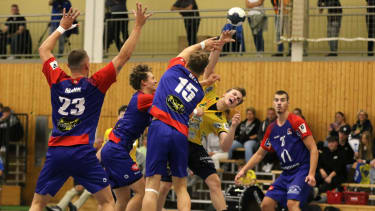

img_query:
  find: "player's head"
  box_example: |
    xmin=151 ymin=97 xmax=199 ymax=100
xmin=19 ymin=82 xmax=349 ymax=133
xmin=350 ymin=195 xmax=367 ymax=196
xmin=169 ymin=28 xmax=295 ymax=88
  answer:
xmin=266 ymin=107 xmax=277 ymax=121
xmin=273 ymin=90 xmax=289 ymax=114
xmin=11 ymin=4 xmax=19 ymax=15
xmin=327 ymin=136 xmax=339 ymax=152
xmin=222 ymin=87 xmax=246 ymax=109
xmin=246 ymin=107 xmax=256 ymax=121
xmin=118 ymin=105 xmax=128 ymax=120
xmin=187 ymin=51 xmax=209 ymax=76
xmin=67 ymin=49 xmax=89 ymax=76
xmin=130 ymin=64 xmax=157 ymax=93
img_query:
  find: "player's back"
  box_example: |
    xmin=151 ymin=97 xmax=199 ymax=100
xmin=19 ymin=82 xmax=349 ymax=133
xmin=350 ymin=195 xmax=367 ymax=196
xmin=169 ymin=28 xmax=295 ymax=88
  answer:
xmin=150 ymin=57 xmax=204 ymax=136
xmin=110 ymin=91 xmax=153 ymax=151
xmin=43 ymin=57 xmax=116 ymax=147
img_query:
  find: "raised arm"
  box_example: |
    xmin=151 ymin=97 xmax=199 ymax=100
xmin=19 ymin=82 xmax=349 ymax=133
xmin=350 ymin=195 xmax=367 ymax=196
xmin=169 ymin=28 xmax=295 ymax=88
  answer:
xmin=112 ymin=3 xmax=151 ymax=74
xmin=203 ymin=30 xmax=235 ymax=80
xmin=39 ymin=8 xmax=79 ymax=62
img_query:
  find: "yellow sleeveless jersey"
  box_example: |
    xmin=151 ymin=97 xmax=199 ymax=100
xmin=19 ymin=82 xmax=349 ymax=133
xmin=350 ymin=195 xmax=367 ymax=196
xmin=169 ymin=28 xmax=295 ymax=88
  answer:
xmin=103 ymin=128 xmax=138 ymax=162
xmin=188 ymin=84 xmax=229 ymax=146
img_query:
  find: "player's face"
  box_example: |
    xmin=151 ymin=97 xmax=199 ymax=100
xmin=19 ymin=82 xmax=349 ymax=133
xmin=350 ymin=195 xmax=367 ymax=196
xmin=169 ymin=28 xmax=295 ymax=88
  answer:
xmin=143 ymin=72 xmax=157 ymax=92
xmin=224 ymin=89 xmax=243 ymax=109
xmin=273 ymin=94 xmax=289 ymax=114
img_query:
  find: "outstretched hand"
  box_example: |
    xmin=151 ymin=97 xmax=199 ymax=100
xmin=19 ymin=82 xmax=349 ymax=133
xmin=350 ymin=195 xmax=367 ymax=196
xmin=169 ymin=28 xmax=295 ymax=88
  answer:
xmin=60 ymin=8 xmax=80 ymax=30
xmin=220 ymin=30 xmax=236 ymax=44
xmin=202 ymin=37 xmax=223 ymax=51
xmin=133 ymin=2 xmax=152 ymax=27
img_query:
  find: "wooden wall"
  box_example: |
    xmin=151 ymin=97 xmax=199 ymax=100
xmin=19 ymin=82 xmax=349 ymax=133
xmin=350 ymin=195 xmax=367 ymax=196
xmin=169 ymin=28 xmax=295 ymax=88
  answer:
xmin=1 ymin=61 xmax=374 ymax=204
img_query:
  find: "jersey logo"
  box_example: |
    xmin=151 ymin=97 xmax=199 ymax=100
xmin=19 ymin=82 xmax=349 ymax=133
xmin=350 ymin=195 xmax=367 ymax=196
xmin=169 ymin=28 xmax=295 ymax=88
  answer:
xmin=65 ymin=87 xmax=81 ymax=94
xmin=287 ymin=128 xmax=292 ymax=135
xmin=205 ymin=86 xmax=213 ymax=94
xmin=166 ymin=95 xmax=185 ymax=114
xmin=57 ymin=117 xmax=81 ymax=132
xmin=299 ymin=123 xmax=307 ymax=134
xmin=49 ymin=60 xmax=58 ymax=70
xmin=213 ymin=122 xmax=223 ymax=129
xmin=131 ymin=163 xmax=139 ymax=171
xmin=287 ymin=185 xmax=301 ymax=195
xmin=265 ymin=138 xmax=271 ymax=148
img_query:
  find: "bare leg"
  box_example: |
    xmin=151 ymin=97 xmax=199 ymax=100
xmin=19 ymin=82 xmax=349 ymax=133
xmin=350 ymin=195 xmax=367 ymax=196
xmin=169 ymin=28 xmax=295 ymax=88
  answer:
xmin=287 ymin=200 xmax=300 ymax=211
xmin=93 ymin=186 xmax=115 ymax=211
xmin=29 ymin=193 xmax=52 ymax=211
xmin=113 ymin=186 xmax=131 ymax=211
xmin=205 ymin=174 xmax=226 ymax=210
xmin=157 ymin=181 xmax=172 ymax=211
xmin=126 ymin=177 xmax=145 ymax=211
xmin=261 ymin=196 xmax=277 ymax=211
xmin=141 ymin=175 xmax=161 ymax=211
xmin=172 ymin=176 xmax=190 ymax=211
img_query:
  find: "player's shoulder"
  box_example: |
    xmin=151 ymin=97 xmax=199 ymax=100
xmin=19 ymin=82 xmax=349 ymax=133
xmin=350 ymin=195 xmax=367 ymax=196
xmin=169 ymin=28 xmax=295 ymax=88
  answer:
xmin=266 ymin=121 xmax=277 ymax=134
xmin=288 ymin=113 xmax=305 ymax=125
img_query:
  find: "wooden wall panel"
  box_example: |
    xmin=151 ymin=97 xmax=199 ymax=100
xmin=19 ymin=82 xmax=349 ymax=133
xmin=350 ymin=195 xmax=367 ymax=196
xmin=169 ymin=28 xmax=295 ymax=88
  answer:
xmin=1 ymin=61 xmax=375 ymax=204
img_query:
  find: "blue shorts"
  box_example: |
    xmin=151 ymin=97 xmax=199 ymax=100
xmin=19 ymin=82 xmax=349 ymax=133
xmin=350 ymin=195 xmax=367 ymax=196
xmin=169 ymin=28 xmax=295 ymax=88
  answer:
xmin=265 ymin=165 xmax=311 ymax=208
xmin=145 ymin=120 xmax=188 ymax=178
xmin=100 ymin=141 xmax=142 ymax=189
xmin=35 ymin=145 xmax=109 ymax=196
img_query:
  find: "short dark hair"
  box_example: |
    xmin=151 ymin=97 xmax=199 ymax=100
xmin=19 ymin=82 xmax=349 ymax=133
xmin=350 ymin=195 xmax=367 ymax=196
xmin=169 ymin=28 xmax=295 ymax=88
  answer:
xmin=129 ymin=65 xmax=152 ymax=90
xmin=187 ymin=52 xmax=209 ymax=76
xmin=275 ymin=90 xmax=289 ymax=101
xmin=11 ymin=4 xmax=18 ymax=9
xmin=226 ymin=87 xmax=246 ymax=105
xmin=246 ymin=107 xmax=256 ymax=115
xmin=118 ymin=105 xmax=128 ymax=115
xmin=327 ymin=135 xmax=338 ymax=143
xmin=68 ymin=49 xmax=88 ymax=70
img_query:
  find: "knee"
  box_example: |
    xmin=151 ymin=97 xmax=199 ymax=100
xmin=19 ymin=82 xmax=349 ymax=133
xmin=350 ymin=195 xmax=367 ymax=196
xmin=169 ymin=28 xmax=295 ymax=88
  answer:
xmin=206 ymin=175 xmax=221 ymax=191
xmin=287 ymin=200 xmax=300 ymax=210
xmin=160 ymin=182 xmax=172 ymax=195
xmin=260 ymin=200 xmax=274 ymax=210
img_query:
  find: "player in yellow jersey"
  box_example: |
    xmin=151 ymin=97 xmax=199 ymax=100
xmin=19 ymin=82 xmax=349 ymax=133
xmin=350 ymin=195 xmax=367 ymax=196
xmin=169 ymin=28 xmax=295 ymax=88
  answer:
xmin=157 ymin=31 xmax=246 ymax=211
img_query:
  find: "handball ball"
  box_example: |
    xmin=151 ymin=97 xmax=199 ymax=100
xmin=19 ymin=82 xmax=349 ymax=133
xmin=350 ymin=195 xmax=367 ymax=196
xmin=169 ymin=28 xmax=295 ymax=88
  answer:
xmin=227 ymin=7 xmax=246 ymax=27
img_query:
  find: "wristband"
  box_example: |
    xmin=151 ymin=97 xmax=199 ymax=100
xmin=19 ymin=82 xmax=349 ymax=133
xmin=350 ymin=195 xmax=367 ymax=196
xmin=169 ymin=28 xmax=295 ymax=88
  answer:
xmin=193 ymin=109 xmax=198 ymax=115
xmin=56 ymin=26 xmax=66 ymax=34
xmin=200 ymin=41 xmax=205 ymax=50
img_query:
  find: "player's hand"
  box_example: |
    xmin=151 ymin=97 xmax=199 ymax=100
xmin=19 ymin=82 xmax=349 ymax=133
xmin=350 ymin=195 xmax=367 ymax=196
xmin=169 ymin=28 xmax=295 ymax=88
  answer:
xmin=235 ymin=169 xmax=245 ymax=185
xmin=324 ymin=176 xmax=332 ymax=184
xmin=133 ymin=2 xmax=152 ymax=28
xmin=202 ymin=38 xmax=222 ymax=51
xmin=206 ymin=73 xmax=221 ymax=85
xmin=305 ymin=174 xmax=316 ymax=187
xmin=60 ymin=8 xmax=80 ymax=30
xmin=231 ymin=113 xmax=241 ymax=127
xmin=219 ymin=30 xmax=236 ymax=44
xmin=194 ymin=107 xmax=204 ymax=117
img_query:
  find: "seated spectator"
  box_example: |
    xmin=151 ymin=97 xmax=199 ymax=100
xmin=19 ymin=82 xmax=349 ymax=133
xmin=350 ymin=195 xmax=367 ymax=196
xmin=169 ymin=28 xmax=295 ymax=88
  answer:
xmin=293 ymin=107 xmax=305 ymax=120
xmin=258 ymin=107 xmax=278 ymax=172
xmin=353 ymin=131 xmax=374 ymax=166
xmin=1 ymin=4 xmax=32 ymax=59
xmin=0 ymin=107 xmax=24 ymax=144
xmin=204 ymin=133 xmax=228 ymax=170
xmin=228 ymin=107 xmax=260 ymax=162
xmin=351 ymin=109 xmax=373 ymax=139
xmin=338 ymin=125 xmax=355 ymax=166
xmin=317 ymin=136 xmax=347 ymax=193
xmin=328 ymin=111 xmax=349 ymax=138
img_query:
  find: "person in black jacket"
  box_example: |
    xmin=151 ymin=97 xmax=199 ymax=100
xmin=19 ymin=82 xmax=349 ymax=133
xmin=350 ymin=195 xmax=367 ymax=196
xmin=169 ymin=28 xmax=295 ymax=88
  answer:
xmin=228 ymin=107 xmax=260 ymax=162
xmin=317 ymin=136 xmax=347 ymax=193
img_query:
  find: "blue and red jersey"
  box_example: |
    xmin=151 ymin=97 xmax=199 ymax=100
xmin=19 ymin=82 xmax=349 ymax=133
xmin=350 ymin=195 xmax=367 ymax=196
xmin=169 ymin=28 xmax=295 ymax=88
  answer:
xmin=149 ymin=57 xmax=204 ymax=137
xmin=109 ymin=91 xmax=153 ymax=151
xmin=261 ymin=113 xmax=312 ymax=171
xmin=43 ymin=57 xmax=116 ymax=147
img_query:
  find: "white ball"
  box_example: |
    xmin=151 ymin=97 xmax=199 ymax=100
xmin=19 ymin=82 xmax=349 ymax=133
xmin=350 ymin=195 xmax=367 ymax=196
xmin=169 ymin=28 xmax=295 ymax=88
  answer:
xmin=227 ymin=7 xmax=246 ymax=27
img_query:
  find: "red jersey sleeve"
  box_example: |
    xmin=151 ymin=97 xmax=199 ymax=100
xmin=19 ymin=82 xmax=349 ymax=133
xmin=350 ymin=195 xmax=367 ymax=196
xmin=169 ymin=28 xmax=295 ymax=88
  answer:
xmin=42 ymin=57 xmax=69 ymax=87
xmin=137 ymin=93 xmax=154 ymax=112
xmin=90 ymin=62 xmax=117 ymax=93
xmin=260 ymin=124 xmax=275 ymax=152
xmin=289 ymin=114 xmax=312 ymax=140
xmin=167 ymin=57 xmax=186 ymax=69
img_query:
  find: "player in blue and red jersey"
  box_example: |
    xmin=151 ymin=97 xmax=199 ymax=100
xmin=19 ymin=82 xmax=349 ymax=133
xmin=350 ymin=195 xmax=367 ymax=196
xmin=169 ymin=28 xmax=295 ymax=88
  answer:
xmin=235 ymin=90 xmax=319 ymax=211
xmin=141 ymin=36 xmax=228 ymax=211
xmin=99 ymin=64 xmax=157 ymax=211
xmin=30 ymin=4 xmax=151 ymax=211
